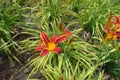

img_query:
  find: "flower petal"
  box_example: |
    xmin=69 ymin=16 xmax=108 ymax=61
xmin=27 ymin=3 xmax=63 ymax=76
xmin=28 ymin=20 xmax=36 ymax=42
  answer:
xmin=51 ymin=35 xmax=57 ymax=42
xmin=112 ymin=34 xmax=117 ymax=40
xmin=114 ymin=15 xmax=120 ymax=23
xmin=64 ymin=27 xmax=68 ymax=33
xmin=54 ymin=47 xmax=61 ymax=54
xmin=39 ymin=39 xmax=45 ymax=45
xmin=116 ymin=32 xmax=120 ymax=39
xmin=35 ymin=45 xmax=44 ymax=51
xmin=40 ymin=49 xmax=49 ymax=57
xmin=56 ymin=35 xmax=67 ymax=44
xmin=41 ymin=32 xmax=50 ymax=43
xmin=64 ymin=27 xmax=72 ymax=36
xmin=103 ymin=33 xmax=113 ymax=40
xmin=67 ymin=31 xmax=72 ymax=36
xmin=111 ymin=21 xmax=116 ymax=25
xmin=103 ymin=26 xmax=111 ymax=33
xmin=103 ymin=13 xmax=112 ymax=32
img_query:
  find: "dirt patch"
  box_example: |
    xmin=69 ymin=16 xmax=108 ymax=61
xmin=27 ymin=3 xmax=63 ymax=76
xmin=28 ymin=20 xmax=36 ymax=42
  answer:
xmin=0 ymin=53 xmax=45 ymax=80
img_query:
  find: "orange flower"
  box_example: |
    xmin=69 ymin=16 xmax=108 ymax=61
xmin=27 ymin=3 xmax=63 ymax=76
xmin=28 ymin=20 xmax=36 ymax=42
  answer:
xmin=112 ymin=15 xmax=120 ymax=31
xmin=103 ymin=14 xmax=120 ymax=41
xmin=58 ymin=27 xmax=72 ymax=41
xmin=35 ymin=32 xmax=68 ymax=56
xmin=103 ymin=31 xmax=117 ymax=41
xmin=103 ymin=13 xmax=112 ymax=33
xmin=58 ymin=22 xmax=72 ymax=38
xmin=63 ymin=27 xmax=72 ymax=37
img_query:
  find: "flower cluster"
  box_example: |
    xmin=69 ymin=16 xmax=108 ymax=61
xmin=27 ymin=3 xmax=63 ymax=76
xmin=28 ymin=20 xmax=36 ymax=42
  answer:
xmin=35 ymin=25 xmax=72 ymax=57
xmin=103 ymin=14 xmax=120 ymax=41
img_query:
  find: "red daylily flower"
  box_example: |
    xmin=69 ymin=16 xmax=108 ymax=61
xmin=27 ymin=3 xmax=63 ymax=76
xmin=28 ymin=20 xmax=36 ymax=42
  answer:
xmin=35 ymin=32 xmax=67 ymax=57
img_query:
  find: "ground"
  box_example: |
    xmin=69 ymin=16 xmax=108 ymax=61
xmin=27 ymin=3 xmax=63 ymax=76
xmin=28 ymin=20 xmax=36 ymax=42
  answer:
xmin=0 ymin=53 xmax=45 ymax=80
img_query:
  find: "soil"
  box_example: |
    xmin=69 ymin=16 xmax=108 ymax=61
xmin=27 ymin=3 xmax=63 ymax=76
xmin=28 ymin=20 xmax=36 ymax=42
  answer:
xmin=0 ymin=53 xmax=45 ymax=80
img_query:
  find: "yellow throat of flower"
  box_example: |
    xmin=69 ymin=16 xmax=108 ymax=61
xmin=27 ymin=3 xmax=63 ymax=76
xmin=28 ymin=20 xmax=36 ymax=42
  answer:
xmin=47 ymin=42 xmax=56 ymax=51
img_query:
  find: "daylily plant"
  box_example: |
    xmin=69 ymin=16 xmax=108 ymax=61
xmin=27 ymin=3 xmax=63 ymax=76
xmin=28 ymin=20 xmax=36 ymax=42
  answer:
xmin=103 ymin=14 xmax=120 ymax=41
xmin=35 ymin=27 xmax=72 ymax=57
